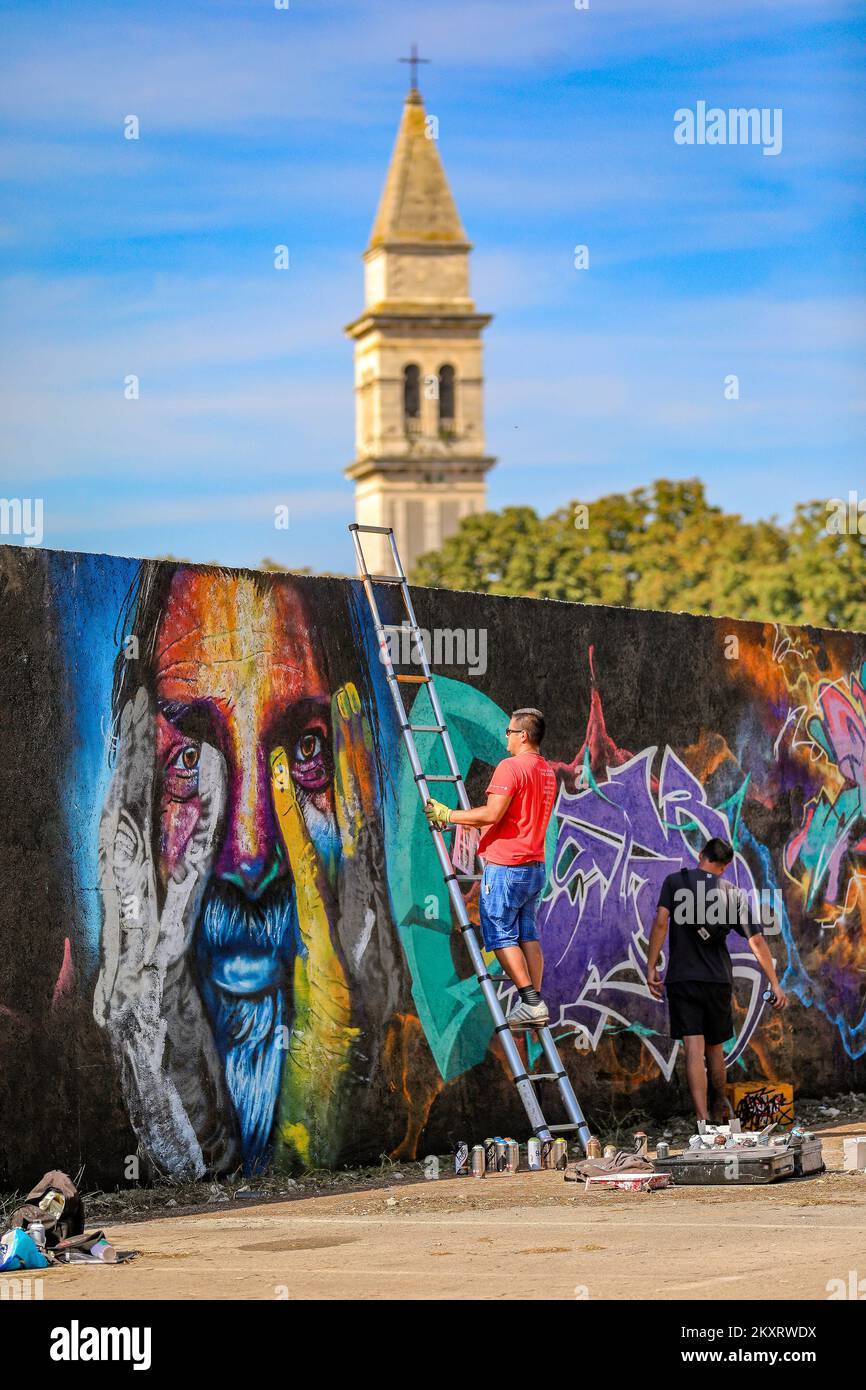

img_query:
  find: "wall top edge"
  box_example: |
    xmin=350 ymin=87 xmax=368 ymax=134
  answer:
xmin=1 ymin=540 xmax=863 ymax=643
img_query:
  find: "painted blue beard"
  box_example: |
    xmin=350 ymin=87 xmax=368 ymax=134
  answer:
xmin=195 ymin=881 xmax=301 ymax=1173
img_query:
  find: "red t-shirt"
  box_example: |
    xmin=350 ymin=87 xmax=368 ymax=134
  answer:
xmin=478 ymin=753 xmax=557 ymax=865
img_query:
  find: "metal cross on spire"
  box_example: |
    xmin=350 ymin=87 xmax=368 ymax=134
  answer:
xmin=399 ymin=43 xmax=430 ymax=93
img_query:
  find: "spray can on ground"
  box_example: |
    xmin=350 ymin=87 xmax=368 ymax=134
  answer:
xmin=483 ymin=1137 xmax=496 ymax=1171
xmin=540 ymin=1139 xmax=554 ymax=1170
xmin=454 ymin=1141 xmax=470 ymax=1176
xmin=471 ymin=1144 xmax=486 ymax=1178
xmin=552 ymin=1138 xmax=568 ymax=1170
xmin=494 ymin=1138 xmax=508 ymax=1172
xmin=585 ymin=1136 xmax=603 ymax=1159
xmin=656 ymin=1140 xmax=670 ymax=1161
xmin=28 ymin=1221 xmax=46 ymax=1250
xmin=505 ymin=1139 xmax=519 ymax=1173
xmin=527 ymin=1137 xmax=542 ymax=1171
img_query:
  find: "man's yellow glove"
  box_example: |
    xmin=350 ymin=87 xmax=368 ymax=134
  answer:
xmin=424 ymin=797 xmax=453 ymax=831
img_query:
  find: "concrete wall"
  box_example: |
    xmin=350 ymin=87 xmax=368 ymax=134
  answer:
xmin=1 ymin=545 xmax=864 ymax=1186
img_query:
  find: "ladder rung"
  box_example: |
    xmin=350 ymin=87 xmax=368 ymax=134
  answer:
xmin=365 ymin=573 xmax=405 ymax=585
xmin=548 ymin=1124 xmax=582 ymax=1133
xmin=394 ymin=674 xmax=429 ymax=684
xmin=409 ymin=724 xmax=444 ymax=733
xmin=527 ymin=1073 xmax=561 ymax=1083
xmin=456 ymin=872 xmax=482 ymax=880
xmin=424 ymin=774 xmax=459 ymax=782
xmin=349 ymin=524 xmax=393 ymax=534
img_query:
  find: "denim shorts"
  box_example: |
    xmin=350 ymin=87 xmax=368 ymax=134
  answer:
xmin=479 ymin=860 xmax=547 ymax=951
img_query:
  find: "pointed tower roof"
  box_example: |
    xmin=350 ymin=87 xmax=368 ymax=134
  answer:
xmin=367 ymin=89 xmax=469 ymax=250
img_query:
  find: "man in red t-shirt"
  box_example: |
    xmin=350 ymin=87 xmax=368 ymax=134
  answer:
xmin=424 ymin=708 xmax=557 ymax=1027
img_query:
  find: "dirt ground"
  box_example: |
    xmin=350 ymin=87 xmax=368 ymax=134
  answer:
xmin=31 ymin=1120 xmax=866 ymax=1301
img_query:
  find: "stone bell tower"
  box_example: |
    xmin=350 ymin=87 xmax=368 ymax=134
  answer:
xmin=344 ymin=54 xmax=495 ymax=575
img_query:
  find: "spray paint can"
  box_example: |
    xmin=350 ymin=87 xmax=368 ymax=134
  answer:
xmin=454 ymin=1141 xmax=470 ymax=1176
xmin=585 ymin=1136 xmax=603 ymax=1159
xmin=471 ymin=1144 xmax=486 ymax=1178
xmin=552 ymin=1138 xmax=568 ymax=1170
xmin=603 ymin=1144 xmax=617 ymax=1159
xmin=527 ymin=1137 xmax=542 ymax=1171
xmin=28 ymin=1222 xmax=46 ymax=1250
xmin=540 ymin=1139 xmax=554 ymax=1170
xmin=656 ymin=1140 xmax=670 ymax=1161
xmin=505 ymin=1139 xmax=520 ymax=1173
xmin=633 ymin=1131 xmax=649 ymax=1158
xmin=483 ymin=1137 xmax=496 ymax=1171
xmin=494 ymin=1138 xmax=508 ymax=1172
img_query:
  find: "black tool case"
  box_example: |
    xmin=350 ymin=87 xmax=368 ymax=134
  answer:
xmin=654 ymin=1145 xmax=796 ymax=1185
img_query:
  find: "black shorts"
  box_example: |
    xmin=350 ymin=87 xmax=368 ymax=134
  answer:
xmin=666 ymin=981 xmax=734 ymax=1045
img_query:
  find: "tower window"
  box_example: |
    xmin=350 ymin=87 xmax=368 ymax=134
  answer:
xmin=438 ymin=364 xmax=456 ymax=425
xmin=403 ymin=364 xmax=421 ymax=431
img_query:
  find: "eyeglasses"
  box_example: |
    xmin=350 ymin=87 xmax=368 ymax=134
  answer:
xmin=505 ymin=727 xmax=523 ymax=736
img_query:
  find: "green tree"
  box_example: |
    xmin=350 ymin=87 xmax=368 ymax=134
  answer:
xmin=410 ymin=479 xmax=866 ymax=630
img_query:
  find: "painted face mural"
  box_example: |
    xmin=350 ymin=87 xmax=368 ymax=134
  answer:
xmin=93 ymin=564 xmax=406 ymax=1179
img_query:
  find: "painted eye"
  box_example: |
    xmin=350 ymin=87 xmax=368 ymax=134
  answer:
xmin=171 ymin=745 xmax=200 ymax=772
xmin=290 ymin=728 xmax=329 ymax=794
xmin=294 ymin=731 xmax=322 ymax=762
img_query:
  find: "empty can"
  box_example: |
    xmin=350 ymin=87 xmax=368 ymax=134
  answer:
xmin=471 ymin=1144 xmax=485 ymax=1178
xmin=483 ymin=1137 xmax=496 ymax=1171
xmin=494 ymin=1137 xmax=508 ymax=1172
xmin=585 ymin=1136 xmax=603 ymax=1159
xmin=454 ymin=1140 xmax=469 ymax=1175
xmin=656 ymin=1140 xmax=670 ymax=1160
xmin=505 ymin=1139 xmax=519 ymax=1173
xmin=540 ymin=1139 xmax=554 ymax=1169
xmin=527 ymin=1137 xmax=542 ymax=1170
xmin=552 ymin=1138 xmax=568 ymax=1170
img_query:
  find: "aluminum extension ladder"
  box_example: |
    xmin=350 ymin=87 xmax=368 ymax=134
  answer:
xmin=349 ymin=522 xmax=592 ymax=1153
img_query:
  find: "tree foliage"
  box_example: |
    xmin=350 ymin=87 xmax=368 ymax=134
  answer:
xmin=410 ymin=479 xmax=866 ymax=631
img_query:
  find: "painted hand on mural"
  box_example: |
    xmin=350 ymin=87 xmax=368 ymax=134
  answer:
xmin=331 ymin=680 xmax=401 ymax=995
xmin=273 ymin=681 xmax=399 ymax=1170
xmin=94 ymin=686 xmax=239 ymax=1180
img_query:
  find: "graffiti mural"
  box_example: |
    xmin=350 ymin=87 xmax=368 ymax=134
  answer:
xmin=782 ymin=660 xmax=866 ymax=1057
xmin=0 ymin=548 xmax=864 ymax=1186
xmin=537 ymin=745 xmax=768 ymax=1078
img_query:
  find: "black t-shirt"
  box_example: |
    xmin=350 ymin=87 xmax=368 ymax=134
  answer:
xmin=657 ymin=867 xmax=762 ymax=986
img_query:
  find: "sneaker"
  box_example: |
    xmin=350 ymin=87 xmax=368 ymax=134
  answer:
xmin=507 ymin=999 xmax=550 ymax=1028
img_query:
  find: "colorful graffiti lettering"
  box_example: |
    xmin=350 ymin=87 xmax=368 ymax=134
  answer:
xmin=780 ymin=660 xmax=866 ymax=1058
xmin=536 ymin=746 xmax=767 ymax=1076
xmin=785 ymin=661 xmax=866 ymax=912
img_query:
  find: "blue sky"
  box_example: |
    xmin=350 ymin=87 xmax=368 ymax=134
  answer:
xmin=1 ymin=0 xmax=864 ymax=572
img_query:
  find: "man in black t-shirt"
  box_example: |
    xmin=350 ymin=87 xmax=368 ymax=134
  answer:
xmin=647 ymin=837 xmax=788 ymax=1124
